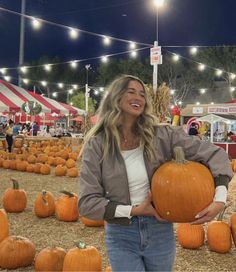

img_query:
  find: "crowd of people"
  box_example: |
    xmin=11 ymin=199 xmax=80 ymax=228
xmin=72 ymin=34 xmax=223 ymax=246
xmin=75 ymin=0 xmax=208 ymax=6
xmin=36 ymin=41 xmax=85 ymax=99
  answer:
xmin=0 ymin=120 xmax=72 ymax=153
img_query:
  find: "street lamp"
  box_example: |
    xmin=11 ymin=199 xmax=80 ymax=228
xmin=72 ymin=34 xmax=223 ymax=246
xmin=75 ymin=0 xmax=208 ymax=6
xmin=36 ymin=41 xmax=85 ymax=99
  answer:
xmin=85 ymin=64 xmax=91 ymax=115
xmin=152 ymin=0 xmax=165 ymax=92
xmin=18 ymin=0 xmax=26 ymax=86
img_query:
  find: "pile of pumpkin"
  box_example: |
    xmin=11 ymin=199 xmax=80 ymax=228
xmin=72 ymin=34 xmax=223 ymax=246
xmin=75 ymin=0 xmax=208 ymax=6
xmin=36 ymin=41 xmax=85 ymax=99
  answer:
xmin=0 ymin=178 xmax=106 ymax=271
xmin=0 ymin=138 xmax=82 ymax=178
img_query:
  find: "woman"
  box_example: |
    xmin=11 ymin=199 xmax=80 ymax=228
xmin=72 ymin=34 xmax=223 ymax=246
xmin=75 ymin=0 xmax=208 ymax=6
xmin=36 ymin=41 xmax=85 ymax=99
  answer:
xmin=5 ymin=119 xmax=14 ymax=153
xmin=78 ymin=75 xmax=233 ymax=271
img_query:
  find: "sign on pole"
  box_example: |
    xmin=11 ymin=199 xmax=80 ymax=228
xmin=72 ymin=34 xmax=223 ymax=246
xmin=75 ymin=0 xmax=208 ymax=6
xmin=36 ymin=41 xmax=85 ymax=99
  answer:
xmin=150 ymin=46 xmax=162 ymax=65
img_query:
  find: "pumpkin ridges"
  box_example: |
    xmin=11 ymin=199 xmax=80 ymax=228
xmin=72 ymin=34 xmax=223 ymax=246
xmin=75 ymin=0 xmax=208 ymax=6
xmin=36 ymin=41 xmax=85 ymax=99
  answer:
xmin=0 ymin=236 xmax=36 ymax=269
xmin=2 ymin=179 xmax=27 ymax=213
xmin=34 ymin=247 xmax=66 ymax=272
xmin=0 ymin=209 xmax=9 ymax=242
xmin=34 ymin=190 xmax=55 ymax=218
xmin=177 ymin=223 xmax=205 ymax=249
xmin=207 ymin=206 xmax=232 ymax=253
xmin=63 ymin=243 xmax=102 ymax=271
xmin=151 ymin=146 xmax=215 ymax=222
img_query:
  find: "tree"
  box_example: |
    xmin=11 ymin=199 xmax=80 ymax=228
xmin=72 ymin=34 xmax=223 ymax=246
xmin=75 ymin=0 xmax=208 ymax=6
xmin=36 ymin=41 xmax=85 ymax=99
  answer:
xmin=69 ymin=91 xmax=96 ymax=115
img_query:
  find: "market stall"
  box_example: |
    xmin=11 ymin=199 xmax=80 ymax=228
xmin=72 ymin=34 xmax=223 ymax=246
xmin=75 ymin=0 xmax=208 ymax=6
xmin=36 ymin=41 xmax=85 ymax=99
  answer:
xmin=196 ymin=114 xmax=236 ymax=158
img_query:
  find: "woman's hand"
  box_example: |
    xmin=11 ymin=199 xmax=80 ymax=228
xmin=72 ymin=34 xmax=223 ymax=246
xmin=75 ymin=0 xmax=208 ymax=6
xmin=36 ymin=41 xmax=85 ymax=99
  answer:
xmin=130 ymin=192 xmax=167 ymax=222
xmin=191 ymin=201 xmax=225 ymax=224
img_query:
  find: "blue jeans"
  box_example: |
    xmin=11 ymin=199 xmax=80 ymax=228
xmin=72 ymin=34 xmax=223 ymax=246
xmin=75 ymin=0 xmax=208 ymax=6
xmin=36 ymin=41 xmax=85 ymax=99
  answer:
xmin=105 ymin=216 xmax=175 ymax=272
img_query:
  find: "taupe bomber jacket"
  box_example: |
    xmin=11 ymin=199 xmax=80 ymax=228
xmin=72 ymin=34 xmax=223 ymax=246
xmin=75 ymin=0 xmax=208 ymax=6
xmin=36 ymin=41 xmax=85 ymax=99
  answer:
xmin=78 ymin=125 xmax=233 ymax=225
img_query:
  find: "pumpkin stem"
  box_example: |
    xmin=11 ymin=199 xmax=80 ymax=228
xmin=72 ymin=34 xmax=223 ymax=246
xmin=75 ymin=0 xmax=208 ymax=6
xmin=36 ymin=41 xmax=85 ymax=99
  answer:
xmin=74 ymin=242 xmax=86 ymax=249
xmin=10 ymin=178 xmax=19 ymax=190
xmin=217 ymin=204 xmax=228 ymax=221
xmin=173 ymin=146 xmax=188 ymax=164
xmin=59 ymin=190 xmax=75 ymax=198
xmin=41 ymin=190 xmax=48 ymax=205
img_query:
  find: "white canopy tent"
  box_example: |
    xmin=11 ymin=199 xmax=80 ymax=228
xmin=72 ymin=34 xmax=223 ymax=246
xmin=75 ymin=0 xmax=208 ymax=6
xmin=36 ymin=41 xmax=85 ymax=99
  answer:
xmin=196 ymin=114 xmax=236 ymax=142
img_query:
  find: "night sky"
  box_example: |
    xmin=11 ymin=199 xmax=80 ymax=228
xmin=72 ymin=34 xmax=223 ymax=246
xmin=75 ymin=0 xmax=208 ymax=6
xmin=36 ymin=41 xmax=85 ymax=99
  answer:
xmin=0 ymin=0 xmax=236 ymax=76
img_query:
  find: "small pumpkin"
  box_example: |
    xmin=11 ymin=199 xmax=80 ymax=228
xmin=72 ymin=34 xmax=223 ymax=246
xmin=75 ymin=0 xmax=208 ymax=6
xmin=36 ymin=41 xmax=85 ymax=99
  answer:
xmin=176 ymin=223 xmax=205 ymax=249
xmin=55 ymin=191 xmax=79 ymax=222
xmin=55 ymin=165 xmax=67 ymax=176
xmin=26 ymin=164 xmax=35 ymax=173
xmin=34 ymin=190 xmax=55 ymax=218
xmin=0 ymin=209 xmax=9 ymax=242
xmin=2 ymin=178 xmax=27 ymax=213
xmin=0 ymin=236 xmax=36 ymax=269
xmin=207 ymin=206 xmax=232 ymax=253
xmin=63 ymin=242 xmax=102 ymax=272
xmin=66 ymin=158 xmax=76 ymax=169
xmin=80 ymin=216 xmax=104 ymax=227
xmin=151 ymin=146 xmax=215 ymax=222
xmin=27 ymin=155 xmax=36 ymax=164
xmin=34 ymin=247 xmax=66 ymax=272
xmin=40 ymin=164 xmax=51 ymax=175
xmin=67 ymin=167 xmax=78 ymax=178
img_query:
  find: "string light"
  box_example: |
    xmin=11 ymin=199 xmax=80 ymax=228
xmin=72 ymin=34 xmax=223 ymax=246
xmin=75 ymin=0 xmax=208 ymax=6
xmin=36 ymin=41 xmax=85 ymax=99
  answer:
xmin=130 ymin=51 xmax=137 ymax=58
xmin=200 ymin=88 xmax=206 ymax=94
xmin=230 ymin=73 xmax=236 ymax=80
xmin=196 ymin=102 xmax=200 ymax=105
xmin=20 ymin=66 xmax=28 ymax=73
xmin=68 ymin=89 xmax=74 ymax=94
xmin=190 ymin=47 xmax=198 ymax=55
xmin=0 ymin=68 xmax=7 ymax=74
xmin=52 ymin=92 xmax=57 ymax=97
xmin=58 ymin=83 xmax=64 ymax=88
xmin=69 ymin=28 xmax=79 ymax=39
xmin=70 ymin=61 xmax=78 ymax=68
xmin=41 ymin=81 xmax=47 ymax=86
xmin=101 ymin=56 xmax=108 ymax=63
xmin=172 ymin=54 xmax=179 ymax=62
xmin=3 ymin=76 xmax=11 ymax=81
xmin=44 ymin=64 xmax=52 ymax=72
xmin=230 ymin=87 xmax=235 ymax=92
xmin=22 ymin=78 xmax=29 ymax=84
xmin=103 ymin=36 xmax=111 ymax=46
xmin=31 ymin=18 xmax=42 ymax=30
xmin=198 ymin=63 xmax=206 ymax=71
xmin=129 ymin=42 xmax=136 ymax=49
xmin=216 ymin=69 xmax=223 ymax=76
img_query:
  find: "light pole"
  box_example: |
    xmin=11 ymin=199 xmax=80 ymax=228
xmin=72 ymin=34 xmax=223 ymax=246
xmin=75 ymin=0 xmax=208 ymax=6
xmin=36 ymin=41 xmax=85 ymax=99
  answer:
xmin=85 ymin=64 xmax=91 ymax=115
xmin=152 ymin=0 xmax=164 ymax=92
xmin=18 ymin=0 xmax=26 ymax=87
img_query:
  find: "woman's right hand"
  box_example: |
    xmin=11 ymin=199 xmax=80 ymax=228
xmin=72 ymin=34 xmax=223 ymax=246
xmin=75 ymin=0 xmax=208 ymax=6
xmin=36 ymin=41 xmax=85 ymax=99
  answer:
xmin=130 ymin=192 xmax=167 ymax=222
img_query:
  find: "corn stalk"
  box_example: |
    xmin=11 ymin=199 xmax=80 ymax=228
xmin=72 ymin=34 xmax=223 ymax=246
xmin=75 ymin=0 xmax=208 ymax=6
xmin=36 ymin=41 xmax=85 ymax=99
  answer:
xmin=146 ymin=83 xmax=170 ymax=122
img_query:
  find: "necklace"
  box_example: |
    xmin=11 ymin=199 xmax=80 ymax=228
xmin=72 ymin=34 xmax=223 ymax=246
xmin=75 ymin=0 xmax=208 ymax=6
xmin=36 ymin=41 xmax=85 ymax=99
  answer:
xmin=120 ymin=134 xmax=140 ymax=150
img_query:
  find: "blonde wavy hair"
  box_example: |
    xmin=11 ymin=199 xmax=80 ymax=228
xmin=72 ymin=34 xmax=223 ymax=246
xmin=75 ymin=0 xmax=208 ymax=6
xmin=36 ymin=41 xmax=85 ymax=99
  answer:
xmin=83 ymin=75 xmax=158 ymax=161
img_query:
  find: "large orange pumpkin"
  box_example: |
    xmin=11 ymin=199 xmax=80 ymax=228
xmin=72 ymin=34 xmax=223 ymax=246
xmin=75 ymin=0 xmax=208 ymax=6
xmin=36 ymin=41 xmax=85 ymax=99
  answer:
xmin=80 ymin=217 xmax=104 ymax=227
xmin=63 ymin=242 xmax=102 ymax=271
xmin=0 ymin=236 xmax=36 ymax=269
xmin=151 ymin=146 xmax=215 ymax=222
xmin=2 ymin=178 xmax=27 ymax=213
xmin=176 ymin=223 xmax=205 ymax=249
xmin=55 ymin=191 xmax=79 ymax=222
xmin=34 ymin=247 xmax=66 ymax=271
xmin=34 ymin=190 xmax=55 ymax=218
xmin=0 ymin=209 xmax=9 ymax=242
xmin=67 ymin=167 xmax=78 ymax=178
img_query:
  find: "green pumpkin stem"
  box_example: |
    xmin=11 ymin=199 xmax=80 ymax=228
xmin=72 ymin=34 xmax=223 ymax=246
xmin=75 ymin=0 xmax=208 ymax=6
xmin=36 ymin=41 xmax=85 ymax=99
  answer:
xmin=174 ymin=146 xmax=188 ymax=164
xmin=59 ymin=190 xmax=75 ymax=198
xmin=217 ymin=204 xmax=228 ymax=221
xmin=11 ymin=178 xmax=19 ymax=190
xmin=74 ymin=242 xmax=86 ymax=249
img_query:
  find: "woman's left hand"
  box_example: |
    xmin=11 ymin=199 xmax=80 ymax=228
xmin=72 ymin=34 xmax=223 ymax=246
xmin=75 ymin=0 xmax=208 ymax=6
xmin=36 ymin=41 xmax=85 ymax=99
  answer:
xmin=191 ymin=201 xmax=225 ymax=224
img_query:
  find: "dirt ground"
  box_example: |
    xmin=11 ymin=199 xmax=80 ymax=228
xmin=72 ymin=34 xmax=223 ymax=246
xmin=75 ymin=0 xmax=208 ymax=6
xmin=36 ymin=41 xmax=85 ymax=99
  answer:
xmin=0 ymin=168 xmax=235 ymax=272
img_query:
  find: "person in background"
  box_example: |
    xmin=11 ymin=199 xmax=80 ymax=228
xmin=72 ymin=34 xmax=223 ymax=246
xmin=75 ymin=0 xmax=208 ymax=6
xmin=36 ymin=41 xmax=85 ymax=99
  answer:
xmin=78 ymin=75 xmax=233 ymax=272
xmin=32 ymin=122 xmax=39 ymax=136
xmin=49 ymin=126 xmax=56 ymax=137
xmin=188 ymin=122 xmax=199 ymax=136
xmin=5 ymin=119 xmax=14 ymax=152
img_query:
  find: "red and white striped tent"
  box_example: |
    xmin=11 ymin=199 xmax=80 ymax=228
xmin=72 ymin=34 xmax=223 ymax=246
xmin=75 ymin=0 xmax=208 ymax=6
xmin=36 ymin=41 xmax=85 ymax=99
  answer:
xmin=0 ymin=80 xmax=84 ymax=116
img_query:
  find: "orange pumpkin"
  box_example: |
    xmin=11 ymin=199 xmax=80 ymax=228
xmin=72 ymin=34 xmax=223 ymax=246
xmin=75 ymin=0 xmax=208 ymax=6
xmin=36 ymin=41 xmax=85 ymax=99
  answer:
xmin=35 ymin=247 xmax=66 ymax=272
xmin=230 ymin=202 xmax=236 ymax=247
xmin=34 ymin=163 xmax=42 ymax=174
xmin=55 ymin=191 xmax=79 ymax=222
xmin=2 ymin=159 xmax=11 ymax=169
xmin=0 ymin=236 xmax=36 ymax=269
xmin=40 ymin=164 xmax=51 ymax=175
xmin=55 ymin=165 xmax=67 ymax=176
xmin=66 ymin=158 xmax=76 ymax=169
xmin=80 ymin=216 xmax=104 ymax=227
xmin=69 ymin=152 xmax=78 ymax=161
xmin=207 ymin=206 xmax=232 ymax=253
xmin=67 ymin=167 xmax=78 ymax=178
xmin=2 ymin=178 xmax=27 ymax=213
xmin=0 ymin=209 xmax=9 ymax=242
xmin=26 ymin=164 xmax=35 ymax=173
xmin=27 ymin=155 xmax=36 ymax=164
xmin=105 ymin=266 xmax=112 ymax=272
xmin=63 ymin=242 xmax=102 ymax=271
xmin=176 ymin=223 xmax=205 ymax=249
xmin=151 ymin=146 xmax=215 ymax=222
xmin=16 ymin=161 xmax=28 ymax=172
xmin=34 ymin=190 xmax=55 ymax=218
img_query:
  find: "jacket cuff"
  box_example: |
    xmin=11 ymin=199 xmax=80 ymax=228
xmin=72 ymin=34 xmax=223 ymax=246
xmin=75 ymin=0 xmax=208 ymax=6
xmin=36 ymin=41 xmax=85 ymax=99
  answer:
xmin=104 ymin=201 xmax=119 ymax=221
xmin=214 ymin=175 xmax=230 ymax=189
